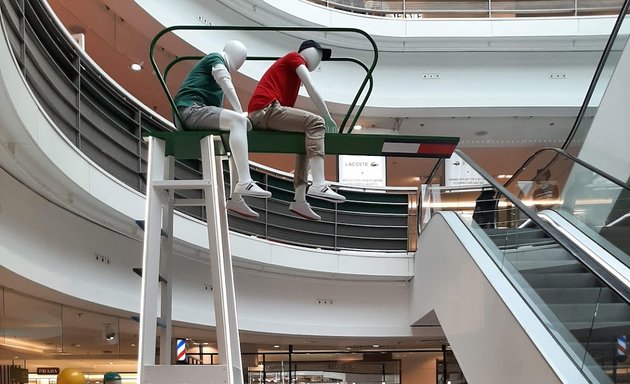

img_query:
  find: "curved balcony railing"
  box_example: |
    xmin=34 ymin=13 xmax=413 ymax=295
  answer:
xmin=309 ymin=0 xmax=625 ymax=18
xmin=0 ymin=0 xmax=417 ymax=252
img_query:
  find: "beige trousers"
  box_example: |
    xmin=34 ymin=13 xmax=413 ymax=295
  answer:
xmin=249 ymin=100 xmax=325 ymax=188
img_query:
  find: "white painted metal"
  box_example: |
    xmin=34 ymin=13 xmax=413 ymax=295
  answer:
xmin=143 ymin=364 xmax=229 ymax=384
xmin=174 ymin=198 xmax=207 ymax=206
xmin=138 ymin=135 xmax=241 ymax=384
xmin=159 ymin=156 xmax=175 ymax=365
xmin=138 ymin=137 xmax=167 ymax=379
xmin=153 ymin=179 xmax=212 ymax=189
xmin=200 ymin=135 xmax=244 ymax=384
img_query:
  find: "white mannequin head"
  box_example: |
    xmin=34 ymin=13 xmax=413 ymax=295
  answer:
xmin=299 ymin=47 xmax=322 ymax=72
xmin=298 ymin=40 xmax=331 ymax=72
xmin=222 ymin=40 xmax=247 ymax=71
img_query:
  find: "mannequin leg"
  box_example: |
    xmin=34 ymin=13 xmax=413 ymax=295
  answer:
xmin=219 ymin=109 xmax=252 ymax=185
xmin=219 ymin=109 xmax=270 ymax=198
xmin=228 ymin=156 xmax=239 ymax=199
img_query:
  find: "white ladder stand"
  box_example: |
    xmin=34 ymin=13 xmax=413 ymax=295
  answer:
xmin=138 ymin=133 xmax=243 ymax=384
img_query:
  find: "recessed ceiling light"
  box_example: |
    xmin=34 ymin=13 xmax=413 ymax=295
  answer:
xmin=130 ymin=63 xmax=143 ymax=71
xmin=475 ymin=130 xmax=488 ymax=136
xmin=274 ymin=345 xmax=280 ymax=348
xmin=354 ymin=125 xmax=362 ymax=130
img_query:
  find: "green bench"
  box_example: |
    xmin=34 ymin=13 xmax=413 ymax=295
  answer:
xmin=144 ymin=130 xmax=459 ymax=160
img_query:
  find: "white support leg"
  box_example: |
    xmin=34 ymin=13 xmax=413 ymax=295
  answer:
xmin=138 ymin=137 xmax=167 ymax=382
xmin=159 ymin=156 xmax=175 ymax=365
xmin=200 ymin=135 xmax=243 ymax=384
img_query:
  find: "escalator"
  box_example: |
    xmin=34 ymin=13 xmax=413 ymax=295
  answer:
xmin=488 ymin=224 xmax=630 ymax=378
xmin=504 ymin=147 xmax=630 ymax=270
xmin=414 ymin=149 xmax=630 ymax=384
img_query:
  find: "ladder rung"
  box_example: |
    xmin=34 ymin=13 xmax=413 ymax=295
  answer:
xmin=173 ymin=198 xmax=206 ymax=207
xmin=152 ymin=179 xmax=211 ymax=190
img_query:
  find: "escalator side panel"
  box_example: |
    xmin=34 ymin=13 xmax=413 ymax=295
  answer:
xmin=411 ymin=212 xmax=588 ymax=384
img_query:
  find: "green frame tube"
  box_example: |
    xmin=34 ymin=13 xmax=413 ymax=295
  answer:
xmin=150 ymin=26 xmax=378 ymax=134
xmin=163 ymin=56 xmax=373 ymax=134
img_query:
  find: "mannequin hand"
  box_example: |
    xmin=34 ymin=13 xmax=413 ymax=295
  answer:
xmin=324 ymin=118 xmax=337 ymax=133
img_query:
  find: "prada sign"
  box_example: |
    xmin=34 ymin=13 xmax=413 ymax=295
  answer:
xmin=37 ymin=367 xmax=60 ymax=375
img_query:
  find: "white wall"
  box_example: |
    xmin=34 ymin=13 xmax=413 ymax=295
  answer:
xmin=576 ymin=37 xmax=630 ymax=182
xmin=0 ymin=167 xmax=416 ymax=337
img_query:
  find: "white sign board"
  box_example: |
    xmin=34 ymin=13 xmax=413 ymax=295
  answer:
xmin=338 ymin=155 xmax=386 ymax=186
xmin=445 ymin=153 xmax=486 ymax=187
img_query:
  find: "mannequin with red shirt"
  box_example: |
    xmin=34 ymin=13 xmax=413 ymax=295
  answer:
xmin=248 ymin=40 xmax=345 ymax=221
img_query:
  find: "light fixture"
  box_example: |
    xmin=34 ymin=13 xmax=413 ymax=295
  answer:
xmin=273 ymin=345 xmax=280 ymax=348
xmin=353 ymin=125 xmax=362 ymax=130
xmin=130 ymin=62 xmax=143 ymax=71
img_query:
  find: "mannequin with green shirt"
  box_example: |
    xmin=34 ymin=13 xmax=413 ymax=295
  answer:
xmin=174 ymin=40 xmax=269 ymax=218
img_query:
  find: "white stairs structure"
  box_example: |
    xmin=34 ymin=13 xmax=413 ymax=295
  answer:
xmin=138 ymin=134 xmax=243 ymax=384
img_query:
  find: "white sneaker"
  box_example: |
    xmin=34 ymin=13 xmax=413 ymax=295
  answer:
xmin=289 ymin=201 xmax=321 ymax=221
xmin=234 ymin=181 xmax=271 ymax=198
xmin=226 ymin=198 xmax=259 ymax=218
xmin=307 ymin=184 xmax=346 ymax=203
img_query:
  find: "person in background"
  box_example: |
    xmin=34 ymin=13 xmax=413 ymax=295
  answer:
xmin=174 ymin=40 xmax=270 ymax=219
xmin=248 ymin=40 xmax=345 ymax=221
xmin=472 ymin=189 xmax=498 ymax=229
xmin=532 ymin=168 xmax=559 ymax=211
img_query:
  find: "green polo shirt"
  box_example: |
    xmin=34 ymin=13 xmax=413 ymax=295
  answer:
xmin=174 ymin=53 xmax=225 ymax=108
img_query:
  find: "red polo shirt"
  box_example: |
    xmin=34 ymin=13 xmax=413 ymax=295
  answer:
xmin=248 ymin=52 xmax=306 ymax=112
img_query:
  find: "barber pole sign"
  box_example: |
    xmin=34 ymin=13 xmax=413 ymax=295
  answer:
xmin=617 ymin=335 xmax=627 ymax=361
xmin=176 ymin=338 xmax=187 ymax=363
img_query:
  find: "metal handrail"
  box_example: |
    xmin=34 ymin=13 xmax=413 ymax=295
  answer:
xmin=452 ymin=149 xmax=630 ymax=304
xmin=503 ymin=147 xmax=630 ymax=192
xmin=562 ymin=0 xmax=630 ymax=150
xmin=149 ymin=25 xmax=378 ymax=134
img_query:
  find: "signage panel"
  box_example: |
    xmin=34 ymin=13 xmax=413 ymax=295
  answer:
xmin=338 ymin=155 xmax=386 ymax=187
xmin=37 ymin=367 xmax=60 ymax=375
xmin=445 ymin=153 xmax=486 ymax=187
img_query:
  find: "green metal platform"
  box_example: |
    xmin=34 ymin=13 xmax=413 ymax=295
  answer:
xmin=143 ymin=130 xmax=459 ymax=160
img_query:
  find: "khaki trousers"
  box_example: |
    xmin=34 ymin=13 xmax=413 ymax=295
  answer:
xmin=249 ymin=100 xmax=325 ymax=188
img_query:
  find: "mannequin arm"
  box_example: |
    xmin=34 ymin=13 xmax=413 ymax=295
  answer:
xmin=212 ymin=64 xmax=244 ymax=114
xmin=296 ymin=64 xmax=337 ymax=133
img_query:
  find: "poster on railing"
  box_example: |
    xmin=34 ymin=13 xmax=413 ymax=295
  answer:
xmin=338 ymin=155 xmax=386 ymax=186
xmin=445 ymin=153 xmax=486 ymax=187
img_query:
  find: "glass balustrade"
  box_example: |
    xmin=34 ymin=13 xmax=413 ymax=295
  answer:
xmin=421 ymin=150 xmax=630 ymax=383
xmin=504 ymin=148 xmax=630 ymax=272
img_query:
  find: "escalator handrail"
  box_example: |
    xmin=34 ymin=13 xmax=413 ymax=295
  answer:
xmin=453 ymin=149 xmax=630 ymax=305
xmin=562 ymin=0 xmax=630 ymax=149
xmin=503 ymin=146 xmax=630 ymax=192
